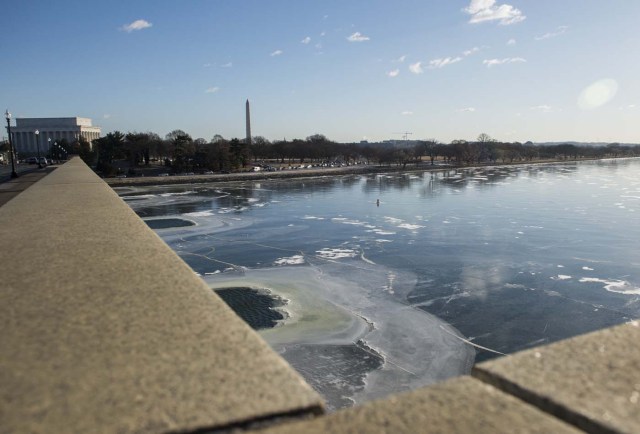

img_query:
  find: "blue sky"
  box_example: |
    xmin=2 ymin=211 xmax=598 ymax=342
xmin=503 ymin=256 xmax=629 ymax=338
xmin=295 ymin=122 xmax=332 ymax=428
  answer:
xmin=2 ymin=0 xmax=639 ymax=143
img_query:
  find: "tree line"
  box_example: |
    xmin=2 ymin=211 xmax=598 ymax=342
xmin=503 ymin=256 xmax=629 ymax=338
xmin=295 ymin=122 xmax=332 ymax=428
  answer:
xmin=69 ymin=130 xmax=640 ymax=176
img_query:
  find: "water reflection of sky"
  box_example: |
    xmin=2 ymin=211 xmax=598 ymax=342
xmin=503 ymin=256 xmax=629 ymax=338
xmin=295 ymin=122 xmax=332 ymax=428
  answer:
xmin=119 ymin=158 xmax=640 ymax=402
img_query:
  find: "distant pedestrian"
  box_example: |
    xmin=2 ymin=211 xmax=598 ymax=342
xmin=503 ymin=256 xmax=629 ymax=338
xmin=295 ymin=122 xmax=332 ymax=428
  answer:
xmin=376 ymin=199 xmax=380 ymax=207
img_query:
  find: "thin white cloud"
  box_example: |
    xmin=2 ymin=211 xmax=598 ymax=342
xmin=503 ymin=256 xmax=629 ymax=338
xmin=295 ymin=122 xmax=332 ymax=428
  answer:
xmin=530 ymin=104 xmax=553 ymax=112
xmin=507 ymin=38 xmax=516 ymax=45
xmin=221 ymin=62 xmax=232 ymax=68
xmin=401 ymin=111 xmax=413 ymax=116
xmin=103 ymin=114 xmax=112 ymax=119
xmin=387 ymin=69 xmax=400 ymax=78
xmin=203 ymin=63 xmax=212 ymax=68
xmin=315 ymin=43 xmax=323 ymax=49
xmin=535 ymin=26 xmax=568 ymax=41
xmin=457 ymin=107 xmax=476 ymax=113
xmin=429 ymin=57 xmax=462 ymax=69
xmin=320 ymin=31 xmax=326 ymax=36
xmin=409 ymin=62 xmax=424 ymax=74
xmin=483 ymin=57 xmax=526 ymax=67
xmin=463 ymin=47 xmax=480 ymax=56
xmin=396 ymin=55 xmax=407 ymax=63
xmin=347 ymin=32 xmax=370 ymax=42
xmin=463 ymin=0 xmax=525 ymax=25
xmin=270 ymin=50 xmax=283 ymax=56
xmin=301 ymin=36 xmax=311 ymax=44
xmin=205 ymin=87 xmax=220 ymax=94
xmin=121 ymin=19 xmax=152 ymax=33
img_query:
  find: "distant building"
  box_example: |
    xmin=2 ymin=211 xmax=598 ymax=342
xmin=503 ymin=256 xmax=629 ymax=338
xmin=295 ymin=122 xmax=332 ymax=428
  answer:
xmin=10 ymin=117 xmax=101 ymax=154
xmin=382 ymin=139 xmax=420 ymax=148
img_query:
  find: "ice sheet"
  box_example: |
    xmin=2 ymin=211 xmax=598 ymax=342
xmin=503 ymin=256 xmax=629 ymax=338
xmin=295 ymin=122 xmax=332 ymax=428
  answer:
xmin=204 ymin=258 xmax=475 ymax=408
xmin=579 ymin=277 xmax=640 ymax=295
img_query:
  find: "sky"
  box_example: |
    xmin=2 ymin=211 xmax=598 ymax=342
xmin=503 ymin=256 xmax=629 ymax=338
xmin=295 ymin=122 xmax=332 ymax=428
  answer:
xmin=2 ymin=0 xmax=640 ymax=144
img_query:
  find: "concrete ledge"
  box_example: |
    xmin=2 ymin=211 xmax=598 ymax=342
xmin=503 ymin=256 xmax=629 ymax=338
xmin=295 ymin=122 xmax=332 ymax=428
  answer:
xmin=474 ymin=322 xmax=640 ymax=434
xmin=256 ymin=376 xmax=581 ymax=434
xmin=0 ymin=158 xmax=323 ymax=434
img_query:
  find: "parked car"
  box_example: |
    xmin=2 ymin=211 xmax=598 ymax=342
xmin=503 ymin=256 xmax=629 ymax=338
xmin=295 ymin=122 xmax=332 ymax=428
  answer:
xmin=26 ymin=157 xmax=38 ymax=164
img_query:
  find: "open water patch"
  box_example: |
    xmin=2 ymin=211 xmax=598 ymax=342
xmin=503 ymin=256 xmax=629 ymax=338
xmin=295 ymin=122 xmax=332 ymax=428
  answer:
xmin=144 ymin=218 xmax=195 ymax=229
xmin=282 ymin=341 xmax=384 ymax=411
xmin=216 ymin=287 xmax=286 ymax=330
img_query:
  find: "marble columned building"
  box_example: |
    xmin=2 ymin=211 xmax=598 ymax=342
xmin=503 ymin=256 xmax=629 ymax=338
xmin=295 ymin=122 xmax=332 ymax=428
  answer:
xmin=11 ymin=117 xmax=101 ymax=154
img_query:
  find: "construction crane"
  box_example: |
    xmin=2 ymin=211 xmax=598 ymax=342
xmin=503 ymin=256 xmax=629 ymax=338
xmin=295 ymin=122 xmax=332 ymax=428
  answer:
xmin=393 ymin=131 xmax=413 ymax=141
xmin=392 ymin=132 xmax=413 ymax=147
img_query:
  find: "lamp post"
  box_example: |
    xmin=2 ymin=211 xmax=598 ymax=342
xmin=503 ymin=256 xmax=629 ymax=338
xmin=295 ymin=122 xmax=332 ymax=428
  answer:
xmin=55 ymin=142 xmax=67 ymax=161
xmin=48 ymin=137 xmax=51 ymax=161
xmin=35 ymin=129 xmax=42 ymax=168
xmin=4 ymin=109 xmax=18 ymax=178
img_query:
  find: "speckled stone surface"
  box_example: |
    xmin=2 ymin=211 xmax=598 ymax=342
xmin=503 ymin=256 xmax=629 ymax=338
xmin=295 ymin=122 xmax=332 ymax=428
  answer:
xmin=257 ymin=376 xmax=581 ymax=434
xmin=474 ymin=322 xmax=640 ymax=433
xmin=0 ymin=158 xmax=323 ymax=434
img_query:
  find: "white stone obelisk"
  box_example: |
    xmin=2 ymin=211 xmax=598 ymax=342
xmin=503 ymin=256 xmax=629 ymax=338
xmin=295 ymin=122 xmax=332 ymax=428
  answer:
xmin=245 ymin=99 xmax=252 ymax=145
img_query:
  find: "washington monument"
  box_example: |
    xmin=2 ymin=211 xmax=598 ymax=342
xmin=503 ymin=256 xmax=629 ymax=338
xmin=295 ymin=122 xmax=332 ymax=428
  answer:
xmin=245 ymin=99 xmax=252 ymax=145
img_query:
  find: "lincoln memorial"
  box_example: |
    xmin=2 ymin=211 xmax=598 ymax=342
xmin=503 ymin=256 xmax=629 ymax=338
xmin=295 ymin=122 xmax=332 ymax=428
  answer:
xmin=10 ymin=117 xmax=101 ymax=154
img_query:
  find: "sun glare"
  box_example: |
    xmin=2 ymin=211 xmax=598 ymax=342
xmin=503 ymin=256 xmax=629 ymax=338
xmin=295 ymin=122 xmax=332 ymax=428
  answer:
xmin=578 ymin=79 xmax=618 ymax=110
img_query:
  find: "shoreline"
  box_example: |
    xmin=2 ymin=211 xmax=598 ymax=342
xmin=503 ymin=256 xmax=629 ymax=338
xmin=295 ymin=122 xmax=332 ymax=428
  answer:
xmin=105 ymin=156 xmax=620 ymax=187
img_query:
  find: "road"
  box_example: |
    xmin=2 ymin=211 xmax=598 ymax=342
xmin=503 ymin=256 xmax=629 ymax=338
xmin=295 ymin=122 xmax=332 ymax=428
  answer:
xmin=0 ymin=163 xmax=45 ymax=182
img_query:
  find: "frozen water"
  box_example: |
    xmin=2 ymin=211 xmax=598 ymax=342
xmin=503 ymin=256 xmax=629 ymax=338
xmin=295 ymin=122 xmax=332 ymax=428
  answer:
xmin=579 ymin=277 xmax=640 ymax=295
xmin=551 ymin=275 xmax=572 ymax=280
xmin=274 ymin=255 xmax=305 ymax=265
xmin=203 ymin=262 xmax=473 ymax=409
xmin=122 ymin=158 xmax=640 ymax=409
xmin=315 ymin=248 xmax=358 ymax=260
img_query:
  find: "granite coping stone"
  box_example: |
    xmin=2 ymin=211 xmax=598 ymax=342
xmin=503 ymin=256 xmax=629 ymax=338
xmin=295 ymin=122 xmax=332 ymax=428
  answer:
xmin=256 ymin=376 xmax=583 ymax=434
xmin=474 ymin=321 xmax=640 ymax=434
xmin=0 ymin=158 xmax=323 ymax=434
